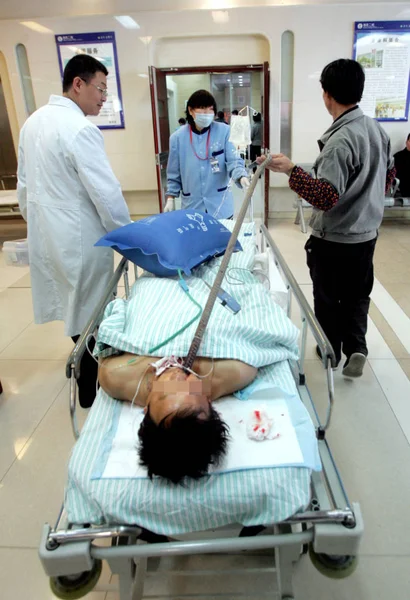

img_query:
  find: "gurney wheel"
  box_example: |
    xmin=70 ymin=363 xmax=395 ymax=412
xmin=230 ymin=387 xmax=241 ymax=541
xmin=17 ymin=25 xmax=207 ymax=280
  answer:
xmin=49 ymin=559 xmax=102 ymax=599
xmin=309 ymin=545 xmax=358 ymax=579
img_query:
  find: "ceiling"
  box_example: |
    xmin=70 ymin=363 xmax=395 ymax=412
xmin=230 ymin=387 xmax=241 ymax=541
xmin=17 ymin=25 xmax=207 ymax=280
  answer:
xmin=211 ymin=73 xmax=251 ymax=91
xmin=0 ymin=0 xmax=408 ymax=21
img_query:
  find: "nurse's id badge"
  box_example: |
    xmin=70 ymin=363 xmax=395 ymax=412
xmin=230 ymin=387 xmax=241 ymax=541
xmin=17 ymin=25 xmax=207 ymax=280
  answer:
xmin=210 ymin=157 xmax=221 ymax=174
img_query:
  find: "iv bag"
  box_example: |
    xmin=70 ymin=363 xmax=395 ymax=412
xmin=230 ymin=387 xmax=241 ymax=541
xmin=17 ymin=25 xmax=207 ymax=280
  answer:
xmin=229 ymin=114 xmax=251 ymax=149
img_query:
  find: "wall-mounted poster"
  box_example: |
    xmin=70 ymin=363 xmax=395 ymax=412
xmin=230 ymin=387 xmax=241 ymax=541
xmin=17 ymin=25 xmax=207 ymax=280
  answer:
xmin=353 ymin=21 xmax=410 ymax=121
xmin=55 ymin=32 xmax=124 ymax=129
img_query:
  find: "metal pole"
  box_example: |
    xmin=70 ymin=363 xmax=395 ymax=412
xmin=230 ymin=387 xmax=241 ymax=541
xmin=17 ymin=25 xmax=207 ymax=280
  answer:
xmin=124 ymin=262 xmax=130 ymax=299
xmin=298 ymin=198 xmax=307 ymax=234
xmin=69 ymin=372 xmax=80 ymax=440
xmin=49 ymin=526 xmax=142 ymax=545
xmin=299 ymin=317 xmax=308 ymax=377
xmin=184 ymin=155 xmax=271 ymax=370
xmin=286 ymin=285 xmax=292 ymax=318
xmin=324 ymin=361 xmax=335 ymax=431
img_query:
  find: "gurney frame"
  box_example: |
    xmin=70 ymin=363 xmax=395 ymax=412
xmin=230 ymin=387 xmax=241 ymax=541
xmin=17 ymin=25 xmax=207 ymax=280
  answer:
xmin=39 ymin=225 xmax=363 ymax=600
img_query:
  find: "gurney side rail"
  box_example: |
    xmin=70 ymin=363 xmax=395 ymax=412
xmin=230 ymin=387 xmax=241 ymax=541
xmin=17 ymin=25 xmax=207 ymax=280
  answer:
xmin=260 ymin=224 xmax=336 ymax=368
xmin=260 ymin=225 xmax=360 ymax=527
xmin=66 ymin=257 xmax=130 ymax=380
xmin=66 ymin=257 xmax=130 ymax=439
xmin=45 ymin=507 xmax=355 ymax=548
xmin=260 ymin=224 xmax=336 ymax=434
xmin=43 ymin=527 xmax=314 ymax=556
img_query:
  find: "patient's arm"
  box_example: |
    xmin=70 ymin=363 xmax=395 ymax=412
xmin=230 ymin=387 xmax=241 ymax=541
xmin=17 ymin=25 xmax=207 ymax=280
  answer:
xmin=199 ymin=358 xmax=257 ymax=401
xmin=99 ymin=354 xmax=257 ymax=405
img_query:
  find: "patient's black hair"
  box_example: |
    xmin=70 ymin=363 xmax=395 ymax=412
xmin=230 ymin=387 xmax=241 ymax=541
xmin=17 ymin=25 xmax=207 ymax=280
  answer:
xmin=138 ymin=405 xmax=229 ymax=484
xmin=320 ymin=58 xmax=365 ymax=105
xmin=186 ymin=90 xmax=217 ymax=126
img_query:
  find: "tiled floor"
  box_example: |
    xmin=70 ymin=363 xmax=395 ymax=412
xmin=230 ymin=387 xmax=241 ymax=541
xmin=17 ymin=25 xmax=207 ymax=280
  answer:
xmin=1 ymin=218 xmax=410 ymax=599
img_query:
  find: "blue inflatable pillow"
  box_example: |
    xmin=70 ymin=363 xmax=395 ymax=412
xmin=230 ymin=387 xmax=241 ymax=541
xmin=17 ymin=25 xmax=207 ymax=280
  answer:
xmin=95 ymin=210 xmax=242 ymax=277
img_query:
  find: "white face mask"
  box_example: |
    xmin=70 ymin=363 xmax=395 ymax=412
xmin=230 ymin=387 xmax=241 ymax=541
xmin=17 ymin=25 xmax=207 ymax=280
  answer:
xmin=193 ymin=112 xmax=214 ymax=128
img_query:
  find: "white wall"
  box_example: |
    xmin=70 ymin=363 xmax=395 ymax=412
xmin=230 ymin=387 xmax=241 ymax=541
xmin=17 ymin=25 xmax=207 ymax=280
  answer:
xmin=0 ymin=4 xmax=408 ymax=216
xmin=154 ymin=34 xmax=269 ymax=68
xmin=171 ymin=73 xmax=211 ymax=120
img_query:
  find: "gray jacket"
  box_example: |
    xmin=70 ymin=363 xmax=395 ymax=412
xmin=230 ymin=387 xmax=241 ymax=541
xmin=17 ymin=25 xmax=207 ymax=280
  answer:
xmin=309 ymin=107 xmax=393 ymax=243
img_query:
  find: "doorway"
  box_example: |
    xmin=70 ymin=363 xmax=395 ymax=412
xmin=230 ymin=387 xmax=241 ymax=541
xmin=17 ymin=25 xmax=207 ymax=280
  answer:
xmin=0 ymin=76 xmax=17 ymax=190
xmin=149 ymin=63 xmax=270 ymax=225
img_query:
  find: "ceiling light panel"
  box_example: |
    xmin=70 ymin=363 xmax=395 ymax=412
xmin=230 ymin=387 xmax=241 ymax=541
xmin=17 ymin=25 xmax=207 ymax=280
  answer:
xmin=115 ymin=16 xmax=140 ymax=29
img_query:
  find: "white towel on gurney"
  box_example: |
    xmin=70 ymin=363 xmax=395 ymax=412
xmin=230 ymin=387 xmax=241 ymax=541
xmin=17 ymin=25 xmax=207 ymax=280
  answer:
xmin=97 ymin=398 xmax=304 ymax=480
xmin=91 ymin=381 xmax=320 ymax=481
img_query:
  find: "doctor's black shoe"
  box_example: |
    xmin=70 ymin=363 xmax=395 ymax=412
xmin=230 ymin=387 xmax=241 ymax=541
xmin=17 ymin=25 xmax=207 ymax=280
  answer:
xmin=342 ymin=353 xmax=366 ymax=378
xmin=315 ymin=345 xmax=339 ymax=371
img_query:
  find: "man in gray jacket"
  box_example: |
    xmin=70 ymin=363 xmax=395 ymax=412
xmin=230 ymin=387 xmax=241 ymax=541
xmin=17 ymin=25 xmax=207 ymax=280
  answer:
xmin=259 ymin=59 xmax=395 ymax=378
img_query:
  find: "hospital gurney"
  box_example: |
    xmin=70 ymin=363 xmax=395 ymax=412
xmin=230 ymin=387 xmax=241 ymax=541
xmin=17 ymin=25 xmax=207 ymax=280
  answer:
xmin=39 ymin=222 xmax=363 ymax=600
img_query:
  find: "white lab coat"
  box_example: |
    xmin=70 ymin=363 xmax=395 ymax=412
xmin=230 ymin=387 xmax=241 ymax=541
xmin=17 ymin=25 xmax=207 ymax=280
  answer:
xmin=17 ymin=95 xmax=131 ymax=337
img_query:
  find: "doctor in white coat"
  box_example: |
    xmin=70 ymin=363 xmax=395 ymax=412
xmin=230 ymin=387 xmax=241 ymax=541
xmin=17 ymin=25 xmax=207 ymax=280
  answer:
xmin=17 ymin=54 xmax=131 ymax=407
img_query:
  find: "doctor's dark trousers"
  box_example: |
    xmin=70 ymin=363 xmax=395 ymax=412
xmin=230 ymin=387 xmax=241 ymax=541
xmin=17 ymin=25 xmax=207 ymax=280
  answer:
xmin=305 ymin=235 xmax=377 ymax=364
xmin=71 ymin=335 xmax=98 ymax=408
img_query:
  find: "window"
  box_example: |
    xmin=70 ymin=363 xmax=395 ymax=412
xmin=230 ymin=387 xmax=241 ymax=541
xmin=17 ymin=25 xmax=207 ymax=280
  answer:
xmin=16 ymin=43 xmax=36 ymax=115
xmin=280 ymin=31 xmax=294 ymax=158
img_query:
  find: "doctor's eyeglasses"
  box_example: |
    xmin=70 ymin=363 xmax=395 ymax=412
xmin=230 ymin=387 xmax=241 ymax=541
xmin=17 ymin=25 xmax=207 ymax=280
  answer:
xmin=80 ymin=78 xmax=108 ymax=98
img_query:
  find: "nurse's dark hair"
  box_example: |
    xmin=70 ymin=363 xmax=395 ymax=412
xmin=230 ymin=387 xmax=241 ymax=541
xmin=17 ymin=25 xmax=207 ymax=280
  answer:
xmin=138 ymin=405 xmax=229 ymax=484
xmin=63 ymin=54 xmax=109 ymax=93
xmin=320 ymin=59 xmax=365 ymax=105
xmin=186 ymin=90 xmax=217 ymax=125
xmin=407 ymin=133 xmax=410 ymax=141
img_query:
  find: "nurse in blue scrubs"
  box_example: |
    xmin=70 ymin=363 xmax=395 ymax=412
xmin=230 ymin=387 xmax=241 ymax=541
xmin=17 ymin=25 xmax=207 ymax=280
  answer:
xmin=165 ymin=90 xmax=249 ymax=219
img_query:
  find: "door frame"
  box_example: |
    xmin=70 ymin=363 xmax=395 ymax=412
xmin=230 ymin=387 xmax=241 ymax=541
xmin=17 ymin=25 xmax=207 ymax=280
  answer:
xmin=149 ymin=63 xmax=270 ymax=222
xmin=262 ymin=61 xmax=270 ymax=226
xmin=149 ymin=66 xmax=170 ymax=213
xmin=158 ymin=65 xmax=265 ymax=75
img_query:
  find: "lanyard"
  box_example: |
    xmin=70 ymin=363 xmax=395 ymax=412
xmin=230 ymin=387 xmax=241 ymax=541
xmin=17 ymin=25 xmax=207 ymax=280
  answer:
xmin=190 ymin=127 xmax=211 ymax=161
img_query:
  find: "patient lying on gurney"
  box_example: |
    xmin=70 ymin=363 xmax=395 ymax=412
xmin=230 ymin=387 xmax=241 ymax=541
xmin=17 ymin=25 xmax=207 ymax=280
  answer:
xmin=99 ymin=354 xmax=257 ymax=484
xmin=94 ymin=242 xmax=299 ymax=484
